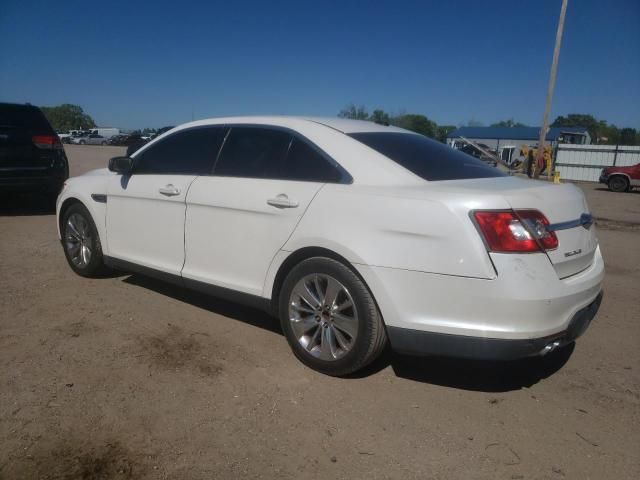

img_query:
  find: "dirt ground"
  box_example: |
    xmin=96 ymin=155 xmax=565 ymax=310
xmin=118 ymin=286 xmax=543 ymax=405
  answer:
xmin=1 ymin=145 xmax=638 ymax=479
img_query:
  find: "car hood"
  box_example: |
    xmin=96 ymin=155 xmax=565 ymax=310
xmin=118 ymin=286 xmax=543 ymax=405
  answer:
xmin=81 ymin=168 xmax=113 ymax=177
xmin=605 ymin=165 xmax=635 ymax=174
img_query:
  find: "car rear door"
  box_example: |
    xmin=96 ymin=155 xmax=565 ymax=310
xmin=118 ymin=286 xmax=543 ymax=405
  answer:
xmin=106 ymin=126 xmax=221 ymax=275
xmin=183 ymin=126 xmax=348 ymax=296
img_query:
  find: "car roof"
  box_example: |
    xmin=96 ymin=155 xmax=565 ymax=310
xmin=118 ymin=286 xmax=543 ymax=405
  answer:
xmin=299 ymin=117 xmax=409 ymax=134
xmin=174 ymin=116 xmax=411 ymax=135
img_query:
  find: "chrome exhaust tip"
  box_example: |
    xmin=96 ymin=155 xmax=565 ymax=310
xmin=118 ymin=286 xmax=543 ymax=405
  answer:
xmin=541 ymin=341 xmax=561 ymax=356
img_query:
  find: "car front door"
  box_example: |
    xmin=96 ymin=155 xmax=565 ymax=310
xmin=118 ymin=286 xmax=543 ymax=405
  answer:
xmin=182 ymin=126 xmax=349 ymax=296
xmin=106 ymin=126 xmax=220 ymax=275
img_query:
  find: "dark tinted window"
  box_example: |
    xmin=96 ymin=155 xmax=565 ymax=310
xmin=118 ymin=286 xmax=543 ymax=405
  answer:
xmin=133 ymin=127 xmax=223 ymax=175
xmin=214 ymin=127 xmax=291 ymax=178
xmin=349 ymin=132 xmax=505 ymax=181
xmin=273 ymin=138 xmax=344 ymax=182
xmin=0 ymin=104 xmax=52 ymax=132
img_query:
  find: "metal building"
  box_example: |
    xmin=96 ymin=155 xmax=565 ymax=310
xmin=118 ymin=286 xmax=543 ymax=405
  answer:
xmin=447 ymin=126 xmax=590 ymax=164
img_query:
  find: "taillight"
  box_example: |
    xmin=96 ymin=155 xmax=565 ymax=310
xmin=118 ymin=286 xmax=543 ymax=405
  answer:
xmin=32 ymin=135 xmax=63 ymax=150
xmin=473 ymin=210 xmax=558 ymax=253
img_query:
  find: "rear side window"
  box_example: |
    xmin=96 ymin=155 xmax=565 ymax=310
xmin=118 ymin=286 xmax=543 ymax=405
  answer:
xmin=349 ymin=132 xmax=505 ymax=181
xmin=133 ymin=127 xmax=224 ymax=175
xmin=272 ymin=138 xmax=344 ymax=183
xmin=214 ymin=127 xmax=291 ymax=178
xmin=0 ymin=104 xmax=52 ymax=132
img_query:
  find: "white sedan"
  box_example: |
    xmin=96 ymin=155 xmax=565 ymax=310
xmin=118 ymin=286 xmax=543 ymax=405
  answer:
xmin=56 ymin=117 xmax=604 ymax=376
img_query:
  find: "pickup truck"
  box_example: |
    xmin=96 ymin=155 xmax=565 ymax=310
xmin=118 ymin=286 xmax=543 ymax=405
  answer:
xmin=599 ymin=163 xmax=640 ymax=192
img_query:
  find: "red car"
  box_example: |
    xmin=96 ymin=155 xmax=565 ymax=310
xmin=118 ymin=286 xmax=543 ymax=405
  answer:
xmin=600 ymin=163 xmax=640 ymax=192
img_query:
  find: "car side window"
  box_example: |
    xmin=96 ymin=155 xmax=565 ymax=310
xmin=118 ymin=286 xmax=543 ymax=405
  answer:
xmin=133 ymin=127 xmax=224 ymax=175
xmin=273 ymin=137 xmax=343 ymax=183
xmin=214 ymin=127 xmax=291 ymax=178
xmin=213 ymin=126 xmax=346 ymax=182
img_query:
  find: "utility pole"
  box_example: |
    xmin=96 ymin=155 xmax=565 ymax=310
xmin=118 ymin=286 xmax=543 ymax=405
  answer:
xmin=534 ymin=0 xmax=568 ymax=179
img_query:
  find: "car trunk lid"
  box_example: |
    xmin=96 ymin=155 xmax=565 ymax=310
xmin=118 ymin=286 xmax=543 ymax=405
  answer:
xmin=490 ymin=177 xmax=598 ymax=279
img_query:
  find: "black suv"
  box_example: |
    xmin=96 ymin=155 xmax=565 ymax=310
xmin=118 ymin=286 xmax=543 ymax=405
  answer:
xmin=0 ymin=103 xmax=69 ymax=200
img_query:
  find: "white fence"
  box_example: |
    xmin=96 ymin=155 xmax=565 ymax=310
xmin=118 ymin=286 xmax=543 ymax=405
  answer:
xmin=555 ymin=144 xmax=640 ymax=182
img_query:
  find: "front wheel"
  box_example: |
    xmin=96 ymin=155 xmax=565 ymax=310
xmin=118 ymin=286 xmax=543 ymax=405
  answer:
xmin=279 ymin=257 xmax=387 ymax=376
xmin=608 ymin=176 xmax=629 ymax=193
xmin=79 ymin=140 xmax=86 ymax=145
xmin=61 ymin=203 xmax=107 ymax=277
xmin=101 ymin=141 xmax=107 ymax=146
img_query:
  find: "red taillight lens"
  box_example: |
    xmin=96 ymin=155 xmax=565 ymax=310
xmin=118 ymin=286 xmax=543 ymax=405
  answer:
xmin=516 ymin=209 xmax=558 ymax=250
xmin=473 ymin=210 xmax=558 ymax=253
xmin=32 ymin=135 xmax=63 ymax=150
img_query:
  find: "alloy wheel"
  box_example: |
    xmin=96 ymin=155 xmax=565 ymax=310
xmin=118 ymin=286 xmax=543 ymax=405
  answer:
xmin=65 ymin=213 xmax=93 ymax=268
xmin=288 ymin=273 xmax=358 ymax=361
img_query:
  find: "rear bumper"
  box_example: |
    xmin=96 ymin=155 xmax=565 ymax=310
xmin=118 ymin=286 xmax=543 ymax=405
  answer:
xmin=387 ymin=291 xmax=602 ymax=359
xmin=599 ymin=174 xmax=608 ymax=184
xmin=0 ymin=175 xmax=66 ymax=192
xmin=356 ymin=244 xmax=604 ymax=360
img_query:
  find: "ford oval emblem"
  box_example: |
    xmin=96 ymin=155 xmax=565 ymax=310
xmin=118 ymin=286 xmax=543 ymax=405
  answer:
xmin=580 ymin=213 xmax=593 ymax=229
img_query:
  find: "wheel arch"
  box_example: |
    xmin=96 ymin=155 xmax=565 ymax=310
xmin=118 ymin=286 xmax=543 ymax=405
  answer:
xmin=57 ymin=194 xmax=108 ymax=256
xmin=608 ymin=173 xmax=631 ymax=191
xmin=269 ymin=247 xmax=380 ymax=320
xmin=58 ymin=197 xmax=85 ymax=236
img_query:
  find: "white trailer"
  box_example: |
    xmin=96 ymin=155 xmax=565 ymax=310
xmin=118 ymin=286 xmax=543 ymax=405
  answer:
xmin=89 ymin=128 xmax=120 ymax=138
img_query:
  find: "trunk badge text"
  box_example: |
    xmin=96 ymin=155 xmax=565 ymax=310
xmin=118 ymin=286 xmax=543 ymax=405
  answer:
xmin=564 ymin=249 xmax=583 ymax=258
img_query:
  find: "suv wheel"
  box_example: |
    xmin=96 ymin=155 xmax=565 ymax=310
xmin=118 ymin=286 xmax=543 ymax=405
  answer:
xmin=61 ymin=203 xmax=107 ymax=277
xmin=279 ymin=257 xmax=387 ymax=376
xmin=608 ymin=175 xmax=629 ymax=193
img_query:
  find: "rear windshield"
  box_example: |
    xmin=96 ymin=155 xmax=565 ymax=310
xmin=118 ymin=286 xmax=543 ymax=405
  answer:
xmin=0 ymin=104 xmax=52 ymax=132
xmin=349 ymin=132 xmax=505 ymax=181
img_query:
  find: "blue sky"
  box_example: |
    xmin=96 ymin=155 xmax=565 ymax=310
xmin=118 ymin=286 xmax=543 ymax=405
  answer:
xmin=1 ymin=0 xmax=638 ymax=129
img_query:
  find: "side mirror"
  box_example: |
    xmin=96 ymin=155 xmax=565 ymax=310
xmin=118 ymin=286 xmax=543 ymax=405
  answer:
xmin=108 ymin=156 xmax=133 ymax=174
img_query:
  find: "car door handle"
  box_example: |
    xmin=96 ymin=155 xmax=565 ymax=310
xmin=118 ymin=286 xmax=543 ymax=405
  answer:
xmin=267 ymin=194 xmax=299 ymax=209
xmin=158 ymin=184 xmax=180 ymax=196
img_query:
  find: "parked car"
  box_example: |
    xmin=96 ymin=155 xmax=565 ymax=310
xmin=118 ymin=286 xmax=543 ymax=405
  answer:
xmin=0 ymin=102 xmax=69 ymax=201
xmin=599 ymin=163 xmax=640 ymax=192
xmin=71 ymin=133 xmax=108 ymax=145
xmin=123 ymin=134 xmax=147 ymax=155
xmin=107 ymin=134 xmax=126 ymax=145
xmin=56 ymin=117 xmax=604 ymax=376
xmin=57 ymin=131 xmax=72 ymax=143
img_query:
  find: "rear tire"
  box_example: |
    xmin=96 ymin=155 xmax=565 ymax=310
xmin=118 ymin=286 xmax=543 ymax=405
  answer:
xmin=61 ymin=203 xmax=107 ymax=277
xmin=279 ymin=257 xmax=387 ymax=376
xmin=101 ymin=141 xmax=107 ymax=146
xmin=608 ymin=176 xmax=629 ymax=193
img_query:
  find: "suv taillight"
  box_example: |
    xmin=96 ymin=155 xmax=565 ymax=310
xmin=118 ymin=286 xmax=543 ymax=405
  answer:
xmin=32 ymin=135 xmax=63 ymax=150
xmin=473 ymin=210 xmax=558 ymax=253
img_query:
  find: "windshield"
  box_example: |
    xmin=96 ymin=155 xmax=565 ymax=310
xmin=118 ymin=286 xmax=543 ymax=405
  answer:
xmin=349 ymin=132 xmax=505 ymax=181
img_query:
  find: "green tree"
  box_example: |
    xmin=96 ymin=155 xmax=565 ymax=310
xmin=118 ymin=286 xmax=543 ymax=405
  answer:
xmin=551 ymin=114 xmax=605 ymax=143
xmin=436 ymin=125 xmax=456 ymax=143
xmin=490 ymin=119 xmax=528 ymax=128
xmin=338 ymin=104 xmax=369 ymax=120
xmin=393 ymin=114 xmax=437 ymax=138
xmin=619 ymin=128 xmax=637 ymax=145
xmin=40 ymin=104 xmax=96 ymax=131
xmin=370 ymin=109 xmax=391 ymax=125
